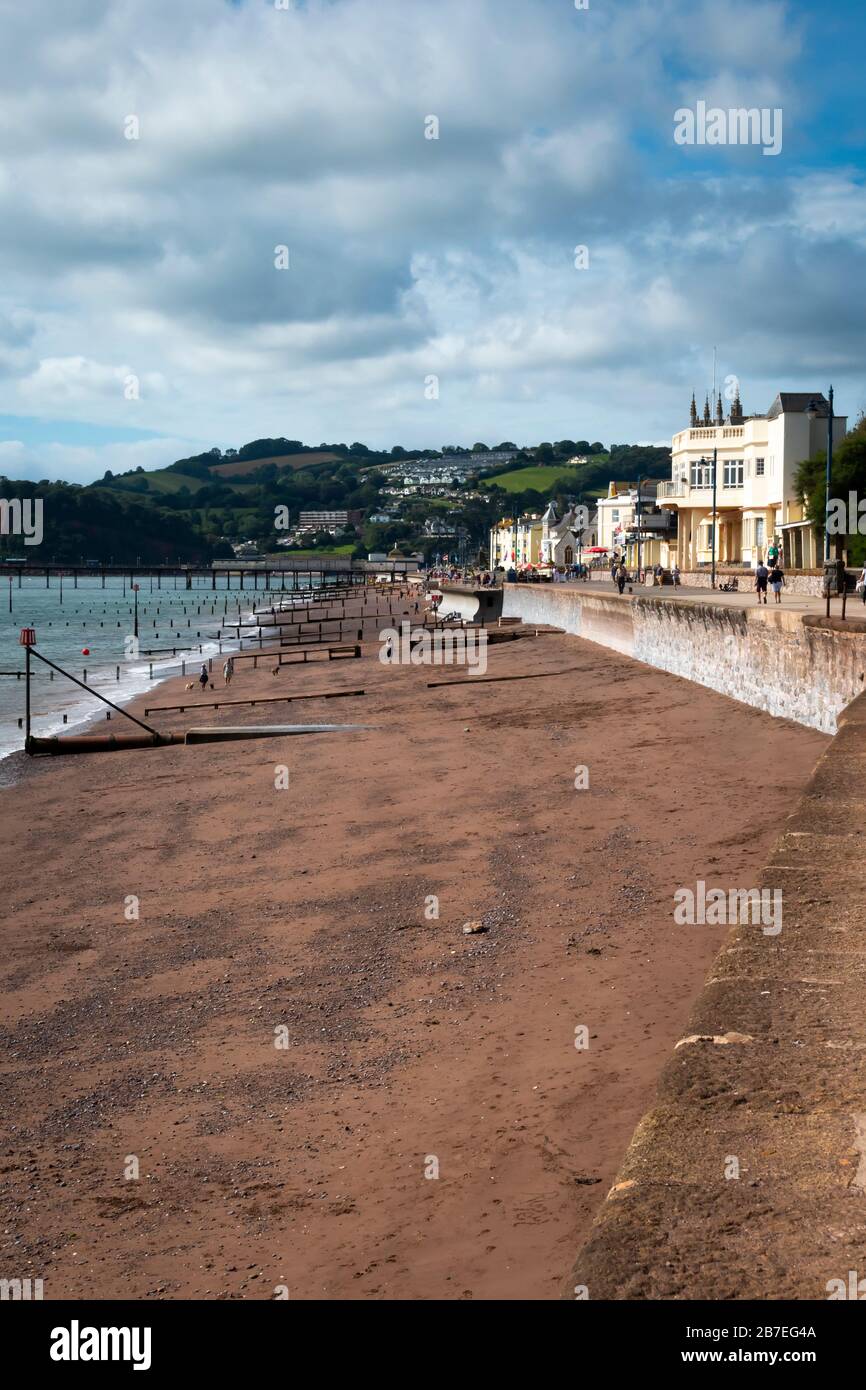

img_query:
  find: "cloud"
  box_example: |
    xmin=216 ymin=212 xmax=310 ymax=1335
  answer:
xmin=0 ymin=436 xmax=197 ymax=486
xmin=0 ymin=0 xmax=862 ymax=473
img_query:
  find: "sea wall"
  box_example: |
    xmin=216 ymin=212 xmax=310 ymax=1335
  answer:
xmin=583 ymin=569 xmax=828 ymax=595
xmin=502 ymin=585 xmax=866 ymax=733
xmin=429 ymin=585 xmax=504 ymax=624
xmin=564 ymin=689 xmax=866 ymax=1300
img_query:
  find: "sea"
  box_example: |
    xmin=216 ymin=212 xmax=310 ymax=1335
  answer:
xmin=0 ymin=570 xmax=317 ymax=768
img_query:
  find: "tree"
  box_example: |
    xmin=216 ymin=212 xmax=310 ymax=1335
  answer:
xmin=796 ymin=416 xmax=866 ymax=565
xmin=590 ymin=442 xmax=606 ymax=454
xmin=471 ymin=442 xmax=489 ymax=452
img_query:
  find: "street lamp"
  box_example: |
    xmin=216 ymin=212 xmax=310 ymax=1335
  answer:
xmin=805 ymin=389 xmax=834 ymax=565
xmin=132 ymin=583 xmax=140 ymax=639
xmin=634 ymin=476 xmax=650 ymax=578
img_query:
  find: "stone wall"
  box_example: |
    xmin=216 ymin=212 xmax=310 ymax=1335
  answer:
xmin=502 ymin=585 xmax=866 ymax=733
xmin=564 ymin=689 xmax=866 ymax=1300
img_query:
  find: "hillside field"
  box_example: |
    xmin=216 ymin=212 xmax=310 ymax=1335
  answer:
xmin=486 ymin=460 xmax=608 ymax=493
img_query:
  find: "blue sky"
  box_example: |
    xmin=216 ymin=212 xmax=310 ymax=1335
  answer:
xmin=0 ymin=0 xmax=864 ymax=482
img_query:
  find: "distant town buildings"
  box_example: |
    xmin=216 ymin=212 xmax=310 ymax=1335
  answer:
xmin=297 ymin=508 xmax=363 ymax=534
xmin=660 ymin=392 xmax=846 ymax=569
xmin=381 ymin=451 xmax=518 ymax=490
xmin=490 ymin=501 xmax=600 ymax=570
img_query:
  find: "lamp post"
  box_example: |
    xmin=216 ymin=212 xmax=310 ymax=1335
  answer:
xmin=132 ymin=583 xmax=140 ymax=639
xmin=634 ymin=476 xmax=653 ymax=579
xmin=806 ymin=389 xmax=834 ymax=564
xmin=806 ymin=390 xmax=835 ymax=614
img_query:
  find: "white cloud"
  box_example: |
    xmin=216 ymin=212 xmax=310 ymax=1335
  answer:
xmin=0 ymin=0 xmax=861 ymax=473
xmin=0 ymin=436 xmax=198 ymax=486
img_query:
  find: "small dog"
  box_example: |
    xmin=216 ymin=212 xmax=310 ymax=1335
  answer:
xmin=185 ymin=682 xmax=196 ymax=690
xmin=271 ymin=665 xmax=280 ymax=676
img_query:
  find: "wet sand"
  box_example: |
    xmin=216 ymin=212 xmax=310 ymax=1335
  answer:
xmin=0 ymin=627 xmax=827 ymax=1299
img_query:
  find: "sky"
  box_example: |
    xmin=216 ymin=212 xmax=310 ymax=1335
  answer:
xmin=0 ymin=0 xmax=864 ymax=483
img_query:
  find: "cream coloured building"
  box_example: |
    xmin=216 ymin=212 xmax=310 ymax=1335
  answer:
xmin=489 ymin=514 xmax=544 ymax=569
xmin=659 ymin=391 xmax=847 ymax=570
xmin=595 ymin=481 xmax=676 ymax=567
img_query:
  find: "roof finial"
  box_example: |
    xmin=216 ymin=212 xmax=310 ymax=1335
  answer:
xmin=715 ymin=394 xmax=724 ymax=425
xmin=690 ymin=392 xmax=698 ymax=426
xmin=703 ymin=395 xmax=711 ymax=424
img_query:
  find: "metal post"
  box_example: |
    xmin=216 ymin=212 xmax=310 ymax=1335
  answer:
xmin=825 ymin=385 xmax=834 ymax=565
xmin=25 ymin=642 xmax=31 ymax=748
xmin=711 ymin=448 xmax=718 ymax=589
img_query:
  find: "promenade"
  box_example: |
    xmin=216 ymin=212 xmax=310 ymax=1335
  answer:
xmin=556 ymin=577 xmax=866 ymax=622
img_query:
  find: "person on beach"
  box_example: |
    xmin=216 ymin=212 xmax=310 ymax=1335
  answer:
xmin=615 ymin=562 xmax=628 ymax=595
xmin=755 ymin=562 xmax=769 ymax=604
xmin=199 ymin=662 xmax=209 ymax=691
xmin=223 ymin=656 xmax=234 ymax=686
xmin=768 ymin=565 xmax=785 ymax=604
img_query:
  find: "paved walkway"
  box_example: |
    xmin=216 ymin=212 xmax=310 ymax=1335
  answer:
xmin=555 ymin=578 xmax=863 ymax=619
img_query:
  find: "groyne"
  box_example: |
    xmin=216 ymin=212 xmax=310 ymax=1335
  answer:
xmin=502 ymin=585 xmax=866 ymax=733
xmin=565 ymin=689 xmax=866 ymax=1301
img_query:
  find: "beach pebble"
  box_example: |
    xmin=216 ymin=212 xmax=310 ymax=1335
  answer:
xmin=462 ymin=921 xmax=487 ymax=935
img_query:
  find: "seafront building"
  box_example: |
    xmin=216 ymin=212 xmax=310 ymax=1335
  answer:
xmin=298 ymin=508 xmax=363 ymax=533
xmin=660 ymin=391 xmax=847 ymax=570
xmin=595 ymin=481 xmax=676 ymax=568
xmin=489 ymin=513 xmax=544 ymax=568
xmin=538 ymin=501 xmax=598 ymax=567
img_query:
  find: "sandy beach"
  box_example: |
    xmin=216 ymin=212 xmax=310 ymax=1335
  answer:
xmin=0 ymin=616 xmax=827 ymax=1299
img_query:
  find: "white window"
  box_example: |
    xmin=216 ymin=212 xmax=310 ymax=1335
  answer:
xmin=611 ymin=509 xmax=620 ymax=522
xmin=690 ymin=459 xmax=714 ymax=487
xmin=755 ymin=457 xmax=765 ymax=476
xmin=723 ymin=459 xmax=744 ymax=488
xmin=755 ymin=517 xmax=765 ymax=545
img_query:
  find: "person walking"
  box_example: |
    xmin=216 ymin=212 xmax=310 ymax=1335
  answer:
xmin=616 ymin=562 xmax=628 ymax=596
xmin=672 ymin=563 xmax=681 ymax=587
xmin=768 ymin=565 xmax=785 ymax=604
xmin=199 ymin=661 xmax=210 ymax=691
xmin=223 ymin=656 xmax=234 ymax=686
xmin=755 ymin=561 xmax=769 ymax=605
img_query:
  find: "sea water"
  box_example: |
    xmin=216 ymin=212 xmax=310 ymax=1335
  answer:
xmin=0 ymin=571 xmax=311 ymax=764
